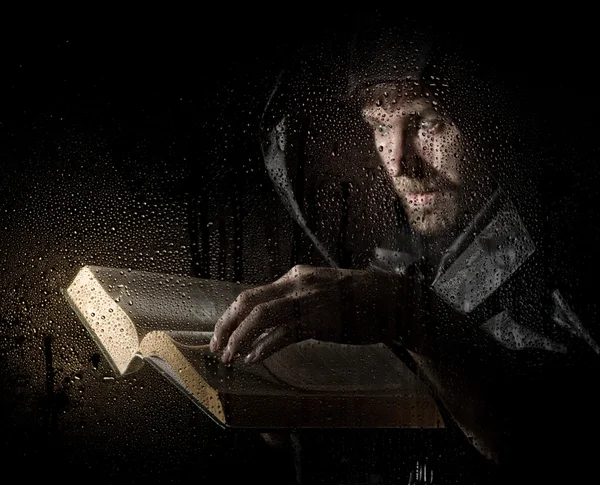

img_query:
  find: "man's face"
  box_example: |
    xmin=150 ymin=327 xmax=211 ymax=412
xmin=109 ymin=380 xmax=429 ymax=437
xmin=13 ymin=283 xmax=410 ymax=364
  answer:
xmin=361 ymin=83 xmax=481 ymax=237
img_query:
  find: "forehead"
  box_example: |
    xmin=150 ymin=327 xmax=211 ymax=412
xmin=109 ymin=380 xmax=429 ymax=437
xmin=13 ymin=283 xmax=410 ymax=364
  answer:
xmin=360 ymin=82 xmax=438 ymax=118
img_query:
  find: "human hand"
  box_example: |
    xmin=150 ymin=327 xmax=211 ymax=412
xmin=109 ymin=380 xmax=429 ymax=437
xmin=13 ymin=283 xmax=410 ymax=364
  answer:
xmin=210 ymin=264 xmax=411 ymax=364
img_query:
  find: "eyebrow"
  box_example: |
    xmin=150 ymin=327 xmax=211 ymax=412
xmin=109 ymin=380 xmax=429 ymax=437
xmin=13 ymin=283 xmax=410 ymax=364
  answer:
xmin=361 ymin=111 xmax=389 ymax=126
xmin=419 ymin=105 xmax=441 ymax=118
xmin=362 ymin=104 xmax=441 ymax=122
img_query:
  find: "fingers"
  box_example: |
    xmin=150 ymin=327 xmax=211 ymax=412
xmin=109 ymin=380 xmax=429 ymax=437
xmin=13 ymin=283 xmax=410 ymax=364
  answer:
xmin=211 ymin=264 xmax=349 ymax=363
xmin=221 ymin=294 xmax=299 ymax=363
xmin=244 ymin=325 xmax=296 ymax=364
xmin=211 ymin=281 xmax=289 ymax=352
xmin=276 ymin=264 xmax=342 ymax=285
xmin=211 ymin=264 xmax=331 ymax=353
xmin=223 ymin=284 xmax=330 ymax=363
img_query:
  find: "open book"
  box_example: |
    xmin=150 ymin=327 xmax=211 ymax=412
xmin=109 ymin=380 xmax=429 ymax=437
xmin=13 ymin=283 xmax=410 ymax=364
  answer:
xmin=64 ymin=265 xmax=444 ymax=429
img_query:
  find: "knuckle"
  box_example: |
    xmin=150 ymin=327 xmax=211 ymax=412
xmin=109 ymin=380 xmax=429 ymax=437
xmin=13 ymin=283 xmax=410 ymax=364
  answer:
xmin=289 ymin=264 xmax=318 ymax=286
xmin=237 ymin=287 xmax=255 ymax=301
xmin=213 ymin=321 xmax=224 ymax=336
xmin=249 ymin=302 xmax=271 ymax=321
xmin=291 ymin=264 xmax=311 ymax=277
xmin=231 ymin=325 xmax=258 ymax=349
xmin=236 ymin=287 xmax=260 ymax=308
xmin=227 ymin=332 xmax=241 ymax=349
xmin=214 ymin=313 xmax=232 ymax=335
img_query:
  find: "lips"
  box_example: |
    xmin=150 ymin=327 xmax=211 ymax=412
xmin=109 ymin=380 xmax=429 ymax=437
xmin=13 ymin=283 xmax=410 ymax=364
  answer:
xmin=406 ymin=192 xmax=437 ymax=206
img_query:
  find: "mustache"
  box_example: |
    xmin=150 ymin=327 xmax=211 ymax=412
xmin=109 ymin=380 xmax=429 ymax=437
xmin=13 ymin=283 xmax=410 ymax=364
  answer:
xmin=392 ymin=175 xmax=459 ymax=193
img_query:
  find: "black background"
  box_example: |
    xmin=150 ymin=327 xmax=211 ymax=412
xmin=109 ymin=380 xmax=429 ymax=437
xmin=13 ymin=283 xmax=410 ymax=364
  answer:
xmin=0 ymin=8 xmax=598 ymax=485
xmin=2 ymin=9 xmax=597 ymax=183
xmin=3 ymin=9 xmax=597 ymax=196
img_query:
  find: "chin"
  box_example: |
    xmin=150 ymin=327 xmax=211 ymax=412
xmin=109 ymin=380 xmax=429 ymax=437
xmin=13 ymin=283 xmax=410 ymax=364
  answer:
xmin=402 ymin=194 xmax=463 ymax=236
xmin=407 ymin=212 xmax=458 ymax=238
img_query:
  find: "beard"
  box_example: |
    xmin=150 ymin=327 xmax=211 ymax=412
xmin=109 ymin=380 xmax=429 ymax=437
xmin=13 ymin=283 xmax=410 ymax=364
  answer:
xmin=399 ymin=190 xmax=462 ymax=237
xmin=392 ymin=171 xmax=463 ymax=237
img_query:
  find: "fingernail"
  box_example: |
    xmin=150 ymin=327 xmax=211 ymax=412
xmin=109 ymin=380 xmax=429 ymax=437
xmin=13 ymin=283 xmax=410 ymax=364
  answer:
xmin=244 ymin=351 xmax=256 ymax=364
xmin=221 ymin=345 xmax=232 ymax=363
xmin=210 ymin=335 xmax=218 ymax=352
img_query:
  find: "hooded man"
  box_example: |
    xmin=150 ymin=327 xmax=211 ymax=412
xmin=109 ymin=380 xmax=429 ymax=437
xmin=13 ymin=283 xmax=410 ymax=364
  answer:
xmin=211 ymin=18 xmax=600 ymax=484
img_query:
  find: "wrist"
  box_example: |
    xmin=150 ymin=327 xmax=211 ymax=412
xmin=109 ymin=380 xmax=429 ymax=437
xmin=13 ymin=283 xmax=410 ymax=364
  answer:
xmin=402 ymin=282 xmax=472 ymax=357
xmin=338 ymin=269 xmax=407 ymax=345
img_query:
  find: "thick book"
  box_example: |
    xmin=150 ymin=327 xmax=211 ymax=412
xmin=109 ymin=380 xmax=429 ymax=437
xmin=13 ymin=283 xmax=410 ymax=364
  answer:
xmin=63 ymin=265 xmax=444 ymax=429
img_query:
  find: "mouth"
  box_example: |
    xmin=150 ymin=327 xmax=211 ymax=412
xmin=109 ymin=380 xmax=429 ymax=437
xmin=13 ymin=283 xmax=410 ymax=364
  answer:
xmin=405 ymin=192 xmax=438 ymax=207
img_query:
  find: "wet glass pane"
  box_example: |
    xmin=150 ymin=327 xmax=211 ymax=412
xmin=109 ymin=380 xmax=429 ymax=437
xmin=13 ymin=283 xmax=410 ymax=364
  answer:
xmin=1 ymin=10 xmax=598 ymax=485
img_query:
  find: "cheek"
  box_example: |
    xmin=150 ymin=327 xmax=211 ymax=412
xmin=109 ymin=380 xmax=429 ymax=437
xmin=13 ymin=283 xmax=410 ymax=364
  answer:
xmin=422 ymin=133 xmax=464 ymax=180
xmin=373 ymin=133 xmax=394 ymax=163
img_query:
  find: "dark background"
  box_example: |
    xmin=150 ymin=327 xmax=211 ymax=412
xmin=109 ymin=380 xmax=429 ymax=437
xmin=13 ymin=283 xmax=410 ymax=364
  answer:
xmin=3 ymin=9 xmax=597 ymax=209
xmin=0 ymin=8 xmax=597 ymax=484
xmin=2 ymin=9 xmax=597 ymax=185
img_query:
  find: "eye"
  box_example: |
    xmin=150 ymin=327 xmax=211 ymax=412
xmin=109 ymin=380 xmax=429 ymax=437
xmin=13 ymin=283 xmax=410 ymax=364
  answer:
xmin=419 ymin=118 xmax=442 ymax=132
xmin=376 ymin=124 xmax=389 ymax=135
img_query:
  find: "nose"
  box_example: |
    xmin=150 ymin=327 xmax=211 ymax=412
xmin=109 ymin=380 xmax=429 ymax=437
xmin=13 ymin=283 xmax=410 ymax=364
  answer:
xmin=384 ymin=124 xmax=424 ymax=179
